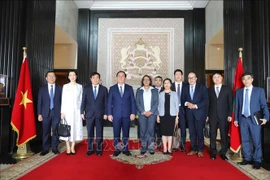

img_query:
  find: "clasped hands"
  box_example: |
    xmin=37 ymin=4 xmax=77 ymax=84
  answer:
xmin=107 ymin=114 xmax=135 ymax=122
xmin=186 ymin=102 xmax=196 ymax=109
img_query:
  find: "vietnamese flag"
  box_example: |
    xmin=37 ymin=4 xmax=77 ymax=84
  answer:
xmin=229 ymin=56 xmax=244 ymax=153
xmin=11 ymin=50 xmax=36 ymax=147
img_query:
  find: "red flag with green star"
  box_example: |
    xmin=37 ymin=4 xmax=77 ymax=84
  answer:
xmin=11 ymin=51 xmax=36 ymax=146
xmin=229 ymin=56 xmax=244 ymax=153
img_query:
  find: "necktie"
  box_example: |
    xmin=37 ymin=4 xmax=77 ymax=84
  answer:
xmin=190 ymin=85 xmax=194 ymax=100
xmin=120 ymin=86 xmax=123 ymax=97
xmin=50 ymin=85 xmax=54 ymax=110
xmin=94 ymin=86 xmax=97 ymax=100
xmin=244 ymin=88 xmax=249 ymax=117
xmin=177 ymin=84 xmax=181 ymax=105
xmin=216 ymin=86 xmax=220 ymax=98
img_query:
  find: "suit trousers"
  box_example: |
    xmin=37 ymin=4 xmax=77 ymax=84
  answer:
xmin=138 ymin=114 xmax=156 ymax=152
xmin=42 ymin=109 xmax=59 ymax=151
xmin=113 ymin=117 xmax=130 ymax=152
xmin=155 ymin=122 xmax=162 ymax=147
xmin=240 ymin=116 xmax=262 ymax=163
xmin=86 ymin=118 xmax=103 ymax=151
xmin=178 ymin=107 xmax=187 ymax=146
xmin=187 ymin=116 xmax=205 ymax=152
xmin=209 ymin=117 xmax=229 ymax=155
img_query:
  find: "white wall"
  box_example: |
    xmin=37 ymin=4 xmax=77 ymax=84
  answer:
xmin=205 ymin=0 xmax=223 ymax=43
xmin=55 ymin=1 xmax=78 ymax=42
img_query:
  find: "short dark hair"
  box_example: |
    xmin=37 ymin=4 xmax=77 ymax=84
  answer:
xmin=154 ymin=76 xmax=163 ymax=81
xmin=90 ymin=72 xmax=100 ymax=78
xmin=141 ymin=75 xmax=152 ymax=87
xmin=45 ymin=70 xmax=55 ymax=78
xmin=116 ymin=71 xmax=127 ymax=77
xmin=174 ymin=69 xmax=183 ymax=75
xmin=67 ymin=70 xmax=78 ymax=82
xmin=161 ymin=78 xmax=173 ymax=92
xmin=241 ymin=72 xmax=254 ymax=79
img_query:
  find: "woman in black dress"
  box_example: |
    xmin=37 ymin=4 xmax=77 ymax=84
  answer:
xmin=157 ymin=78 xmax=179 ymax=155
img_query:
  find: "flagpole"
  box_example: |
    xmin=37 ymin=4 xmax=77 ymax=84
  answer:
xmin=12 ymin=47 xmax=35 ymax=160
xmin=229 ymin=47 xmax=243 ymax=162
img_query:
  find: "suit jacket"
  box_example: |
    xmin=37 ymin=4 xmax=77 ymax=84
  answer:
xmin=172 ymin=82 xmax=187 ymax=115
xmin=136 ymin=87 xmax=159 ymax=115
xmin=81 ymin=84 xmax=108 ymax=119
xmin=158 ymin=91 xmax=179 ymax=116
xmin=235 ymin=86 xmax=269 ymax=125
xmin=181 ymin=83 xmax=208 ymax=121
xmin=37 ymin=83 xmax=62 ymax=118
xmin=107 ymin=83 xmax=136 ymax=118
xmin=208 ymin=85 xmax=232 ymax=120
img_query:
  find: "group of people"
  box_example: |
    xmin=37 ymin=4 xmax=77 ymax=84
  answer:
xmin=37 ymin=69 xmax=269 ymax=170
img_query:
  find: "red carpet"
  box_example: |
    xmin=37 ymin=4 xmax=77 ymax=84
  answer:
xmin=19 ymin=140 xmax=251 ymax=180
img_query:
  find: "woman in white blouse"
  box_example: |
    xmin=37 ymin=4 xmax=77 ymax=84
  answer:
xmin=60 ymin=70 xmax=83 ymax=155
xmin=136 ymin=75 xmax=159 ymax=155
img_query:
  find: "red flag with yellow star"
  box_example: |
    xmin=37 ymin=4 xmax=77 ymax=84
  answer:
xmin=11 ymin=51 xmax=36 ymax=147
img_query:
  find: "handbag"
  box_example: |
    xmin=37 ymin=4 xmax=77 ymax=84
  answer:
xmin=204 ymin=123 xmax=210 ymax=138
xmin=172 ymin=125 xmax=181 ymax=151
xmin=57 ymin=118 xmax=71 ymax=137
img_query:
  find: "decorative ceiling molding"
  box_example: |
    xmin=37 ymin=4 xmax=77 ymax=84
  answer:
xmin=73 ymin=0 xmax=209 ymax=10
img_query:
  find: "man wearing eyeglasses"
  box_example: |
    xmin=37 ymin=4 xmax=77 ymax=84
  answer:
xmin=181 ymin=72 xmax=208 ymax=158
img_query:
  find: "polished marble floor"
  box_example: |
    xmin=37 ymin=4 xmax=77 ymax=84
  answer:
xmin=1 ymin=126 xmax=270 ymax=180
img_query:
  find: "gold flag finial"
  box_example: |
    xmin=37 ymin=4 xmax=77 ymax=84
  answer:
xmin=238 ymin=48 xmax=243 ymax=58
xmin=23 ymin=47 xmax=27 ymax=58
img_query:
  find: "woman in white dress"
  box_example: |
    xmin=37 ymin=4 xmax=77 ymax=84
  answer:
xmin=60 ymin=70 xmax=83 ymax=155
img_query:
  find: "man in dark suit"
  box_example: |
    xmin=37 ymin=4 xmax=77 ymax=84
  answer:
xmin=235 ymin=72 xmax=269 ymax=169
xmin=171 ymin=69 xmax=187 ymax=152
xmin=37 ymin=71 xmax=62 ymax=156
xmin=107 ymin=71 xmax=136 ymax=156
xmin=182 ymin=72 xmax=208 ymax=158
xmin=207 ymin=72 xmax=232 ymax=160
xmin=154 ymin=76 xmax=163 ymax=150
xmin=81 ymin=72 xmax=108 ymax=156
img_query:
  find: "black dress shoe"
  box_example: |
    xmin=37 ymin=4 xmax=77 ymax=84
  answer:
xmin=52 ymin=150 xmax=60 ymax=154
xmin=180 ymin=145 xmax=186 ymax=152
xmin=96 ymin=151 xmax=102 ymax=156
xmin=123 ymin=151 xmax=132 ymax=156
xmin=253 ymin=162 xmax=260 ymax=169
xmin=113 ymin=151 xmax=120 ymax=157
xmin=140 ymin=151 xmax=146 ymax=155
xmin=85 ymin=151 xmax=95 ymax=156
xmin=40 ymin=151 xmax=49 ymax=156
xmin=71 ymin=152 xmax=76 ymax=155
xmin=238 ymin=160 xmax=253 ymax=165
xmin=66 ymin=152 xmax=71 ymax=156
xmin=149 ymin=151 xmax=155 ymax=155
xmin=220 ymin=154 xmax=228 ymax=161
xmin=210 ymin=154 xmax=216 ymax=160
xmin=163 ymin=151 xmax=168 ymax=155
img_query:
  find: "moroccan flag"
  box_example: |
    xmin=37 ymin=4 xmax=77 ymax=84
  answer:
xmin=11 ymin=52 xmax=36 ymax=147
xmin=229 ymin=56 xmax=244 ymax=153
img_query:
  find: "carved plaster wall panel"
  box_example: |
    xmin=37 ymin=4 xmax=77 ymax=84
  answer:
xmin=98 ymin=18 xmax=184 ymax=89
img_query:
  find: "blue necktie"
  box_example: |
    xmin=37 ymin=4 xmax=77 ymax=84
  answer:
xmin=177 ymin=84 xmax=181 ymax=105
xmin=94 ymin=86 xmax=97 ymax=100
xmin=190 ymin=85 xmax=194 ymax=100
xmin=120 ymin=86 xmax=123 ymax=97
xmin=244 ymin=88 xmax=249 ymax=117
xmin=50 ymin=85 xmax=54 ymax=110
